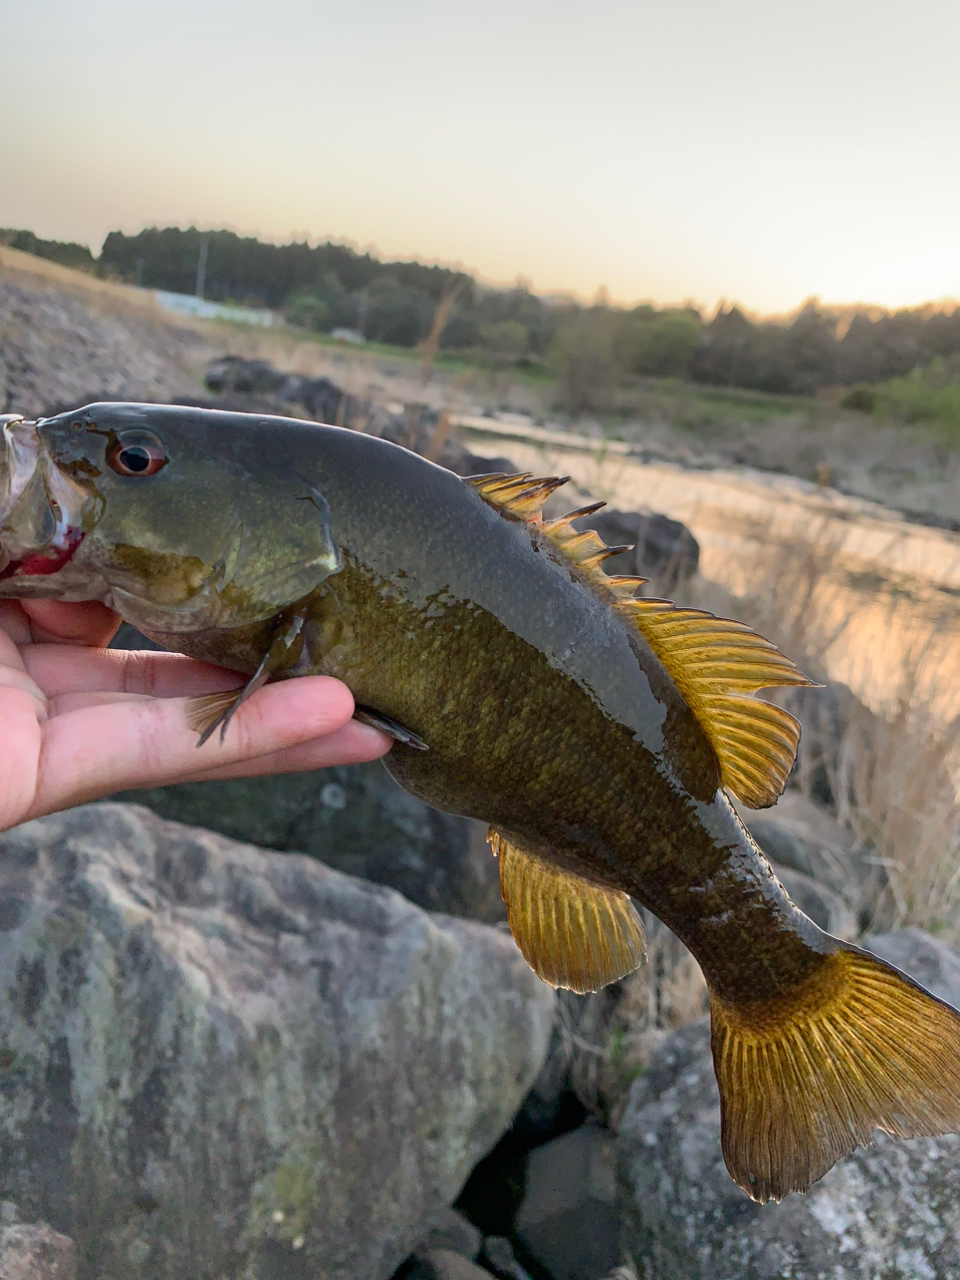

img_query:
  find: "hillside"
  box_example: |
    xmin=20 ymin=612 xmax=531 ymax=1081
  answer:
xmin=0 ymin=246 xmax=215 ymax=416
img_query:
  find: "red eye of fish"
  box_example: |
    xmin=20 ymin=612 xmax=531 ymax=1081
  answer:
xmin=107 ymin=431 xmax=168 ymax=477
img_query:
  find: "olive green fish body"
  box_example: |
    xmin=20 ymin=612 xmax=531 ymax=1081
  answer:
xmin=3 ymin=401 xmax=960 ymax=1204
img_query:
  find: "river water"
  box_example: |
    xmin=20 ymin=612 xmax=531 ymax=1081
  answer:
xmin=456 ymin=417 xmax=960 ymax=725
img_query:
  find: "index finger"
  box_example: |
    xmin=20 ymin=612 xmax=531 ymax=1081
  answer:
xmin=24 ymin=644 xmax=246 ymax=700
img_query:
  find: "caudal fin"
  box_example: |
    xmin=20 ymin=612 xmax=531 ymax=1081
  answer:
xmin=710 ymin=942 xmax=960 ymax=1203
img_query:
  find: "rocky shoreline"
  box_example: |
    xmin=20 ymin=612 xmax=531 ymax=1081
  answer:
xmin=1 ymin=799 xmax=958 ymax=1280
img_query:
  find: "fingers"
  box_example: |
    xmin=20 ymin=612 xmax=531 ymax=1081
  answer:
xmin=27 ymin=676 xmax=385 ymax=819
xmin=173 ymin=720 xmax=391 ymax=782
xmin=19 ymin=599 xmax=121 ymax=647
xmin=25 ymin=644 xmax=245 ymax=700
xmin=0 ymin=686 xmax=44 ymax=828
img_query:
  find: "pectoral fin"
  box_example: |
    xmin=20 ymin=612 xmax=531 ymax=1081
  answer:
xmin=489 ymin=829 xmax=645 ymax=993
xmin=186 ymin=612 xmax=308 ymax=746
xmin=353 ymin=706 xmax=428 ymax=750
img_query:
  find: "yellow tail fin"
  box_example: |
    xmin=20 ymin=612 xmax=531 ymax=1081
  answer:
xmin=710 ymin=943 xmax=960 ymax=1203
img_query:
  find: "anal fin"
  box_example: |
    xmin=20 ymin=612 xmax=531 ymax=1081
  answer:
xmin=489 ymin=828 xmax=645 ymax=993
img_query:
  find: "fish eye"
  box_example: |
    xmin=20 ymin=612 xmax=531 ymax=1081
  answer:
xmin=107 ymin=430 xmax=168 ymax=478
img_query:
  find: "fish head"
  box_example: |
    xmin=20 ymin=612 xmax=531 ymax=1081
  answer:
xmin=0 ymin=403 xmax=342 ymax=633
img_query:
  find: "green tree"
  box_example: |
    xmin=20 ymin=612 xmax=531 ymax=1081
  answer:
xmin=619 ymin=308 xmax=701 ymax=377
xmin=284 ymin=291 xmax=330 ymax=332
xmin=477 ymin=319 xmax=529 ymax=364
xmin=548 ymin=316 xmax=621 ymax=413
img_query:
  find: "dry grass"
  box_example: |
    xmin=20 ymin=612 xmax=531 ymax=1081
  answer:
xmin=0 ymin=244 xmax=197 ymax=325
xmin=693 ymin=529 xmax=960 ymax=945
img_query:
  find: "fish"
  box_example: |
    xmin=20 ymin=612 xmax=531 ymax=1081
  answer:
xmin=2 ymin=400 xmax=960 ymax=1203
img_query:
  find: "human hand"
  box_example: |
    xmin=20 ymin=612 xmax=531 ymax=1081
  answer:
xmin=0 ymin=598 xmax=391 ymax=831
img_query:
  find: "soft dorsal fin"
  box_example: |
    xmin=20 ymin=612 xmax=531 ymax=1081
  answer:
xmin=615 ymin=597 xmax=815 ymax=807
xmin=489 ymin=829 xmax=646 ymax=993
xmin=464 ymin=471 xmax=815 ymax=808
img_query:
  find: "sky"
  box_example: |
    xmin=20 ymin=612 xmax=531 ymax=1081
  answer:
xmin=2 ymin=0 xmax=959 ymax=315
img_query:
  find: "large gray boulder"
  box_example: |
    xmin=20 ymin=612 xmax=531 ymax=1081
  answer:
xmin=516 ymin=1125 xmax=620 ymax=1280
xmin=0 ymin=803 xmax=554 ymax=1280
xmin=617 ymin=928 xmax=960 ymax=1279
xmin=115 ymin=762 xmax=502 ymax=924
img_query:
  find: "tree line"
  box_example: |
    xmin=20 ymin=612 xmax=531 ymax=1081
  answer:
xmin=4 ymin=224 xmax=959 ymax=410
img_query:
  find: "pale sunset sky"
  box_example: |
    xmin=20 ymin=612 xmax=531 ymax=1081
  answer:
xmin=2 ymin=0 xmax=958 ymax=314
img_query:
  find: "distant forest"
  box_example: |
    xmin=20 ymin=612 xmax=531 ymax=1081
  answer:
xmin=4 ymin=224 xmax=960 ymax=410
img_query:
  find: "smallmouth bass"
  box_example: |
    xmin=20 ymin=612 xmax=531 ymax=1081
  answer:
xmin=2 ymin=401 xmax=960 ymax=1203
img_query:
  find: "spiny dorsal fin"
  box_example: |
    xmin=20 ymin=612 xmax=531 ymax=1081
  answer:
xmin=540 ymin=505 xmax=646 ymax=598
xmin=489 ymin=828 xmax=646 ymax=993
xmin=615 ymin=597 xmax=815 ymax=807
xmin=467 ymin=472 xmax=571 ymax=523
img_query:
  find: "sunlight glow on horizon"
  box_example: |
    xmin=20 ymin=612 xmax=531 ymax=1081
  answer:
xmin=2 ymin=0 xmax=959 ymax=316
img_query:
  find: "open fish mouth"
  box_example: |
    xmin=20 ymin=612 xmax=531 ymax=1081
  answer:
xmin=0 ymin=415 xmax=88 ymax=579
xmin=0 ymin=526 xmax=86 ymax=579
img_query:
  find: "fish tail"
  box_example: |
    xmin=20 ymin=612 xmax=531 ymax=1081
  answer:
xmin=709 ymin=938 xmax=960 ymax=1203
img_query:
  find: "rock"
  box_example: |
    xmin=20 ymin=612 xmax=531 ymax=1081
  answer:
xmin=203 ymin=357 xmax=382 ymax=431
xmin=618 ymin=927 xmax=960 ymax=1280
xmin=406 ymin=1249 xmax=493 ymax=1280
xmin=516 ymin=1126 xmax=620 ymax=1280
xmin=113 ymin=762 xmax=502 ymax=924
xmin=863 ymin=927 xmax=960 ymax=1006
xmin=0 ymin=803 xmax=554 ymax=1280
xmin=744 ymin=789 xmax=881 ymax=929
xmin=414 ymin=1207 xmax=482 ymax=1260
xmin=205 ymin=355 xmax=288 ymax=396
xmin=0 ymin=1222 xmax=76 ymax=1280
xmin=572 ymin=508 xmax=700 ymax=592
xmin=773 ymin=866 xmax=857 ymax=940
xmin=480 ymin=1236 xmax=535 ymax=1280
xmin=743 ymin=791 xmax=849 ymax=880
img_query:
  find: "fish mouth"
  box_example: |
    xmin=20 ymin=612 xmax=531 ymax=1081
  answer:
xmin=0 ymin=415 xmax=89 ymax=581
xmin=0 ymin=526 xmax=86 ymax=580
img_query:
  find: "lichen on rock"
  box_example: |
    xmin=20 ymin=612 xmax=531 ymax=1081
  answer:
xmin=0 ymin=803 xmax=555 ymax=1280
